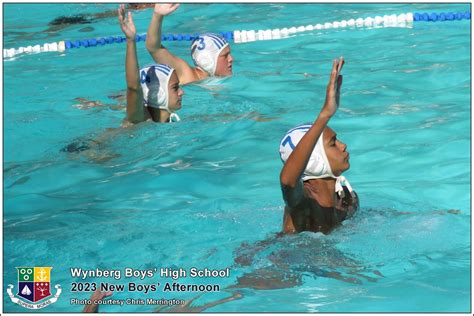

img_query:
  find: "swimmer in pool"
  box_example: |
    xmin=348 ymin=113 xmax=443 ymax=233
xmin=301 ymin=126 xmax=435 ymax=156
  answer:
xmin=146 ymin=4 xmax=234 ymax=85
xmin=47 ymin=4 xmax=154 ymax=31
xmin=118 ymin=4 xmax=184 ymax=124
xmin=61 ymin=4 xmax=184 ymax=159
xmin=279 ymin=57 xmax=359 ymax=234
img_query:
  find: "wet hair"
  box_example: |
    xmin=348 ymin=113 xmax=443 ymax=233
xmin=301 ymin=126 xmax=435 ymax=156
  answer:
xmin=127 ymin=3 xmax=154 ymax=10
xmin=48 ymin=14 xmax=91 ymax=26
xmin=61 ymin=138 xmax=98 ymax=153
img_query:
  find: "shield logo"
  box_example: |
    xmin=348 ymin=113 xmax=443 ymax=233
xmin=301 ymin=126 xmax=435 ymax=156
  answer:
xmin=17 ymin=267 xmax=52 ymax=303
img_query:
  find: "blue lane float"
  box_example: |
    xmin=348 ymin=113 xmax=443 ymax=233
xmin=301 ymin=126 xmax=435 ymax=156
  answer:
xmin=58 ymin=31 xmax=233 ymax=51
xmin=413 ymin=11 xmax=470 ymax=21
xmin=3 ymin=11 xmax=470 ymax=58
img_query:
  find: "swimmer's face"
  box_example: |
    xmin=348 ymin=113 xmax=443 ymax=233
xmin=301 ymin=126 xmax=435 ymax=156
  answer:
xmin=323 ymin=127 xmax=350 ymax=176
xmin=214 ymin=46 xmax=233 ymax=77
xmin=167 ymin=72 xmax=184 ymax=111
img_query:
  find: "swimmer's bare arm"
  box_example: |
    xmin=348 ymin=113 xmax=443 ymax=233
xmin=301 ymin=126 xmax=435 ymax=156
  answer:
xmin=118 ymin=5 xmax=146 ymax=124
xmin=280 ymin=58 xmax=345 ymax=208
xmin=146 ymin=4 xmax=197 ymax=84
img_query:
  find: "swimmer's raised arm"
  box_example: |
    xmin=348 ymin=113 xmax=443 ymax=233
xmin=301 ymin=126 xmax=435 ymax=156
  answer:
xmin=118 ymin=5 xmax=146 ymax=124
xmin=280 ymin=57 xmax=344 ymax=207
xmin=146 ymin=4 xmax=196 ymax=84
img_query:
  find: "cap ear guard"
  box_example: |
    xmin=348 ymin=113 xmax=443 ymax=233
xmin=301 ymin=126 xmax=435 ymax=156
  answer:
xmin=279 ymin=124 xmax=335 ymax=180
xmin=156 ymin=85 xmax=166 ymax=106
xmin=191 ymin=37 xmax=215 ymax=75
xmin=194 ymin=53 xmax=214 ymax=73
xmin=280 ymin=123 xmax=355 ymax=197
xmin=191 ymin=33 xmax=229 ymax=76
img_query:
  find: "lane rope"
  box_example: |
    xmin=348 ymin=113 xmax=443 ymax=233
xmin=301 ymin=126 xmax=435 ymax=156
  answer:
xmin=3 ymin=11 xmax=470 ymax=59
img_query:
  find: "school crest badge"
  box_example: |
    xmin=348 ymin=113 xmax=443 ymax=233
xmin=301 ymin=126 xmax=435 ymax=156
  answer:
xmin=7 ymin=267 xmax=61 ymax=309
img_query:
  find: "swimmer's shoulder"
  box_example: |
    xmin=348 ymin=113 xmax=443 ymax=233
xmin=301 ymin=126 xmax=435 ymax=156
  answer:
xmin=121 ymin=116 xmax=153 ymax=128
xmin=121 ymin=104 xmax=154 ymax=127
xmin=189 ymin=67 xmax=210 ymax=84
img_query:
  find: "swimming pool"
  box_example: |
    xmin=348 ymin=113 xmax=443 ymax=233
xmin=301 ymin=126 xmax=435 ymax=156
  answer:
xmin=4 ymin=3 xmax=470 ymax=312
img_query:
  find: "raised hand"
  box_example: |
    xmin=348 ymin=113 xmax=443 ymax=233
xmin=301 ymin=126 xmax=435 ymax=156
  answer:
xmin=118 ymin=4 xmax=136 ymax=39
xmin=153 ymin=3 xmax=180 ymax=16
xmin=90 ymin=289 xmax=113 ymax=301
xmin=321 ymin=57 xmax=344 ymax=118
xmin=82 ymin=290 xmax=113 ymax=312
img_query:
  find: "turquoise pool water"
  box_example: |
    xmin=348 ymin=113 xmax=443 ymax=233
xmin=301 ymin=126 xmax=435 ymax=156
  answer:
xmin=4 ymin=3 xmax=470 ymax=312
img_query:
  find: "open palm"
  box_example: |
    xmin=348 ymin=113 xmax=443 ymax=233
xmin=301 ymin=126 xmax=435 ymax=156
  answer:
xmin=322 ymin=57 xmax=344 ymax=117
xmin=118 ymin=4 xmax=136 ymax=39
xmin=154 ymin=3 xmax=180 ymax=16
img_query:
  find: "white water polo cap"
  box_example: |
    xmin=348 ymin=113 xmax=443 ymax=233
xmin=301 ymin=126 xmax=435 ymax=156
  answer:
xmin=140 ymin=64 xmax=175 ymax=111
xmin=191 ymin=33 xmax=229 ymax=76
xmin=279 ymin=124 xmax=354 ymax=198
xmin=280 ymin=124 xmax=335 ymax=180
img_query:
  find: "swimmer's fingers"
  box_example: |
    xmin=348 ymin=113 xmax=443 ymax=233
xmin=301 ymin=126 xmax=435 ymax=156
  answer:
xmin=322 ymin=58 xmax=343 ymax=117
xmin=336 ymin=56 xmax=344 ymax=73
xmin=331 ymin=59 xmax=338 ymax=79
xmin=154 ymin=3 xmax=180 ymax=15
xmin=127 ymin=11 xmax=135 ymax=28
xmin=90 ymin=289 xmax=113 ymax=301
xmin=117 ymin=4 xmax=125 ymax=24
xmin=326 ymin=60 xmax=338 ymax=98
xmin=337 ymin=74 xmax=343 ymax=90
xmin=329 ymin=57 xmax=344 ymax=89
xmin=104 ymin=291 xmax=113 ymax=298
xmin=330 ymin=59 xmax=340 ymax=85
xmin=336 ymin=75 xmax=343 ymax=105
xmin=170 ymin=3 xmax=180 ymax=12
xmin=118 ymin=5 xmax=129 ymax=30
xmin=118 ymin=5 xmax=136 ymax=38
xmin=336 ymin=58 xmax=344 ymax=93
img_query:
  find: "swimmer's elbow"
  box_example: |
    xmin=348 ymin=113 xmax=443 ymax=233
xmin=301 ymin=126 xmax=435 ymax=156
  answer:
xmin=145 ymin=41 xmax=155 ymax=53
xmin=126 ymin=115 xmax=144 ymax=125
xmin=146 ymin=42 xmax=164 ymax=54
xmin=127 ymin=85 xmax=140 ymax=92
xmin=280 ymin=172 xmax=298 ymax=189
xmin=147 ymin=46 xmax=171 ymax=63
